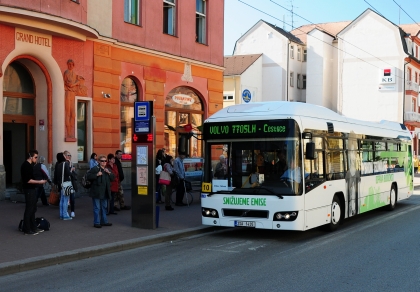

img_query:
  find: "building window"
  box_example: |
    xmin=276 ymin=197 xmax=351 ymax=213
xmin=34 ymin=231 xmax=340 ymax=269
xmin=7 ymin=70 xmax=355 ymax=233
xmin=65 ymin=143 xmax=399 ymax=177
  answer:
xmin=412 ymin=98 xmax=416 ymax=112
xmin=124 ymin=0 xmax=141 ymax=25
xmin=223 ymin=95 xmax=234 ymax=100
xmin=408 ymin=67 xmax=412 ymax=81
xmin=163 ymin=0 xmax=176 ymax=35
xmin=303 ymin=75 xmax=307 ymax=89
xmin=290 ymin=72 xmax=294 ymax=87
xmin=303 ymin=49 xmax=307 ymax=62
xmin=120 ymin=77 xmax=139 ymax=160
xmin=416 ymin=72 xmax=418 ymax=83
xmin=77 ymin=101 xmax=87 ymax=162
xmin=290 ymin=45 xmax=294 ymax=59
xmin=297 ymin=74 xmax=301 ymax=88
xmin=71 ymin=0 xmax=80 ymax=3
xmin=297 ymin=47 xmax=301 ymax=61
xmin=165 ymin=87 xmax=203 ymax=158
xmin=196 ymin=0 xmax=206 ymax=44
xmin=416 ymin=46 xmax=418 ymax=58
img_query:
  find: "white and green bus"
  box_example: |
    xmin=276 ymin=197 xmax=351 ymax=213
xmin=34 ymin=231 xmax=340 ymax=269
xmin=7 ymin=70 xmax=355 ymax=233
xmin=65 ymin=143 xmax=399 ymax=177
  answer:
xmin=201 ymin=102 xmax=413 ymax=231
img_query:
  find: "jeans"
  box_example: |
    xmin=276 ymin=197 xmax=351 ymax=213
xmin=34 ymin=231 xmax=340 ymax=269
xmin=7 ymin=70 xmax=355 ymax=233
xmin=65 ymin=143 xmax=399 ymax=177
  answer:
xmin=59 ymin=189 xmax=71 ymax=219
xmin=108 ymin=192 xmax=116 ymax=213
xmin=23 ymin=188 xmax=37 ymax=232
xmin=92 ymin=198 xmax=108 ymax=225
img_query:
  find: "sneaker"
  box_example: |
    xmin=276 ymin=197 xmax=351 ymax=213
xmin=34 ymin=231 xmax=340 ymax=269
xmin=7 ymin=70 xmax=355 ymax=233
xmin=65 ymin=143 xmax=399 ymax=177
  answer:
xmin=63 ymin=217 xmax=72 ymax=220
xmin=71 ymin=212 xmax=75 ymax=218
xmin=93 ymin=224 xmax=102 ymax=228
xmin=24 ymin=231 xmax=38 ymax=235
xmin=35 ymin=228 xmax=44 ymax=233
xmin=100 ymin=222 xmax=112 ymax=226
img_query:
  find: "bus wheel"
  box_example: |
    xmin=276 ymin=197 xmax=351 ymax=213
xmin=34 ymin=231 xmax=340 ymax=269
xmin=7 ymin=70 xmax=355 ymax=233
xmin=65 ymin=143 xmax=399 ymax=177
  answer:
xmin=327 ymin=196 xmax=342 ymax=231
xmin=386 ymin=185 xmax=397 ymax=211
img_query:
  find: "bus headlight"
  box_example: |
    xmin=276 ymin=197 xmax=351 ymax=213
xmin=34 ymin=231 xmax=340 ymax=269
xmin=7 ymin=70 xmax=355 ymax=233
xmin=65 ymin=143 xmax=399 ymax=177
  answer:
xmin=273 ymin=211 xmax=298 ymax=221
xmin=202 ymin=208 xmax=219 ymax=218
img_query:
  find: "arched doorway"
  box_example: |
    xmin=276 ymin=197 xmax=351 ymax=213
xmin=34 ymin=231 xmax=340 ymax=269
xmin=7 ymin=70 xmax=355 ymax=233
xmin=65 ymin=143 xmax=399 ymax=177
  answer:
xmin=164 ymin=86 xmax=203 ymax=157
xmin=2 ymin=61 xmax=36 ymax=186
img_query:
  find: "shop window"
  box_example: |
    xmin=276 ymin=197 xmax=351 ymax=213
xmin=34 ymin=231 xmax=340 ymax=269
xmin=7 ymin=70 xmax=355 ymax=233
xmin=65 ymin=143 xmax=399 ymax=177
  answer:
xmin=196 ymin=0 xmax=206 ymax=44
xmin=163 ymin=0 xmax=176 ymax=35
xmin=165 ymin=87 xmax=203 ymax=157
xmin=120 ymin=77 xmax=139 ymax=160
xmin=124 ymin=0 xmax=141 ymax=25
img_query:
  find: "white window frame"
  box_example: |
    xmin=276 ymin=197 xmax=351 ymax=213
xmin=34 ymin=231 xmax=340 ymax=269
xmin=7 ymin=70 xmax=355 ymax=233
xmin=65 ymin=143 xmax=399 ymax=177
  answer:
xmin=163 ymin=0 xmax=176 ymax=36
xmin=297 ymin=74 xmax=301 ymax=88
xmin=290 ymin=45 xmax=294 ymax=59
xmin=303 ymin=49 xmax=307 ymax=62
xmin=297 ymin=47 xmax=301 ymax=61
xmin=290 ymin=72 xmax=294 ymax=87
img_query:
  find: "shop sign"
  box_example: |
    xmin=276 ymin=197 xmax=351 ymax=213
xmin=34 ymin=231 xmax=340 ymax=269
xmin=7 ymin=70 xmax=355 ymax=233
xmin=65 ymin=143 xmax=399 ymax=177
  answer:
xmin=172 ymin=94 xmax=195 ymax=105
xmin=15 ymin=28 xmax=52 ymax=48
xmin=379 ymin=67 xmax=395 ymax=84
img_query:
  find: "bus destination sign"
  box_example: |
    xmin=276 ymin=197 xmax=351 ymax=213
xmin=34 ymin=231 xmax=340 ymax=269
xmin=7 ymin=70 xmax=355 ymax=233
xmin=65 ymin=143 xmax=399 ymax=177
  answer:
xmin=203 ymin=120 xmax=296 ymax=140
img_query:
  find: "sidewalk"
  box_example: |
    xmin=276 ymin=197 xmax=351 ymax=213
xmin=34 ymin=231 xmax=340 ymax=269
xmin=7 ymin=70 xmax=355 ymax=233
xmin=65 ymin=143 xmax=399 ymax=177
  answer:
xmin=0 ymin=189 xmax=214 ymax=276
xmin=1 ymin=175 xmax=420 ymax=277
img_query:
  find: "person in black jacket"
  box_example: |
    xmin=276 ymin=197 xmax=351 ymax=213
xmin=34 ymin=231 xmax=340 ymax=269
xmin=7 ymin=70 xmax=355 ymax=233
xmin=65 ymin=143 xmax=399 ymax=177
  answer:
xmin=21 ymin=150 xmax=47 ymax=235
xmin=113 ymin=150 xmax=130 ymax=210
xmin=33 ymin=156 xmax=51 ymax=206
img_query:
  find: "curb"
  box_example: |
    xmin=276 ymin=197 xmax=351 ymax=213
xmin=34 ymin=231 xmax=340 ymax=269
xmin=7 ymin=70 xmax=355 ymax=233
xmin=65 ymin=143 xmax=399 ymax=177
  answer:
xmin=0 ymin=226 xmax=217 ymax=276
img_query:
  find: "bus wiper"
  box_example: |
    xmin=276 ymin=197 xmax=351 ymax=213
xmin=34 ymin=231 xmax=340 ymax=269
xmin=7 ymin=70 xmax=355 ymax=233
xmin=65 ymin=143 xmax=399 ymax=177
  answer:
xmin=253 ymin=186 xmax=283 ymax=199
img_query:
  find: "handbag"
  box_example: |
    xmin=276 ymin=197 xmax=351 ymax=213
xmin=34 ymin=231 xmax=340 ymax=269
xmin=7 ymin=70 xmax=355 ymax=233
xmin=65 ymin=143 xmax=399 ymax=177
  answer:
xmin=159 ymin=170 xmax=171 ymax=185
xmin=61 ymin=162 xmax=74 ymax=196
xmin=48 ymin=185 xmax=60 ymax=206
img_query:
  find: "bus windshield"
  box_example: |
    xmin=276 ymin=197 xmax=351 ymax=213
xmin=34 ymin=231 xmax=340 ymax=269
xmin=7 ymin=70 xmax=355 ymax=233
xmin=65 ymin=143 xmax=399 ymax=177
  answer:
xmin=203 ymin=120 xmax=302 ymax=196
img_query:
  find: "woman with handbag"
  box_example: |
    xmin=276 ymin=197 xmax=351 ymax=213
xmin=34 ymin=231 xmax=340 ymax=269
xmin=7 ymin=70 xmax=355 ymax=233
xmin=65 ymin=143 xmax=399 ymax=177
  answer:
xmin=87 ymin=154 xmax=115 ymax=228
xmin=53 ymin=152 xmax=73 ymax=220
xmin=162 ymin=155 xmax=175 ymax=211
xmin=155 ymin=149 xmax=164 ymax=204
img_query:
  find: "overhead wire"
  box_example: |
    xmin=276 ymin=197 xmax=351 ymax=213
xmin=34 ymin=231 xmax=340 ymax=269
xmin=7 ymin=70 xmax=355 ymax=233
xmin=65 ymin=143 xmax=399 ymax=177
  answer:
xmin=238 ymin=0 xmax=406 ymax=81
xmin=392 ymin=0 xmax=420 ymax=28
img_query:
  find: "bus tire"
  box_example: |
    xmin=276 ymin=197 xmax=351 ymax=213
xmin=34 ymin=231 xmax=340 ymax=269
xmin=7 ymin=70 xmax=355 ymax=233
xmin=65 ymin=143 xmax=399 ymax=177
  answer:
xmin=327 ymin=195 xmax=342 ymax=231
xmin=386 ymin=185 xmax=397 ymax=211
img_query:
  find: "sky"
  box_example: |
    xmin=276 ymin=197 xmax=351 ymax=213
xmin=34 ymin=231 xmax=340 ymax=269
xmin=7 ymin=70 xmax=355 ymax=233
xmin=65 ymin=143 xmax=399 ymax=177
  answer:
xmin=224 ymin=0 xmax=420 ymax=55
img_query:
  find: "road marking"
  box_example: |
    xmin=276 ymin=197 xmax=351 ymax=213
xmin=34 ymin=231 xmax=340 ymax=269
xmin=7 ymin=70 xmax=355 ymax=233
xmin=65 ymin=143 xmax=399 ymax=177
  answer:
xmin=202 ymin=248 xmax=240 ymax=253
xmin=249 ymin=244 xmax=266 ymax=251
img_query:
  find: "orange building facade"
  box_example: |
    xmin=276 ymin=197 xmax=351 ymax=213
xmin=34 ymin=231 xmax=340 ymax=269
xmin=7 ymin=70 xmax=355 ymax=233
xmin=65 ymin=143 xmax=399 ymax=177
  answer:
xmin=0 ymin=0 xmax=224 ymax=199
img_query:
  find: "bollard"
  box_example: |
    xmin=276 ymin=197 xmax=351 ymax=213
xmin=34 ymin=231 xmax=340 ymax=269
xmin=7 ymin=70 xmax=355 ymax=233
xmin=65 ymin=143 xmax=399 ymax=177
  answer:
xmin=155 ymin=205 xmax=160 ymax=228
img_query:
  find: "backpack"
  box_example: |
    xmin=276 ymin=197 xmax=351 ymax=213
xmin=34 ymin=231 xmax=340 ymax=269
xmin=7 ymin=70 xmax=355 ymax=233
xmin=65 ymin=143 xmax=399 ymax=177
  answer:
xmin=81 ymin=172 xmax=92 ymax=189
xmin=36 ymin=217 xmax=50 ymax=231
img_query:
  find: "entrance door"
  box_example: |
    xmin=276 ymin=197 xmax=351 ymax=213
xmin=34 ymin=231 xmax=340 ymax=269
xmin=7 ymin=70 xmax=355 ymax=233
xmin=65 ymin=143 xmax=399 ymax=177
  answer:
xmin=3 ymin=61 xmax=36 ymax=187
xmin=3 ymin=123 xmax=34 ymax=186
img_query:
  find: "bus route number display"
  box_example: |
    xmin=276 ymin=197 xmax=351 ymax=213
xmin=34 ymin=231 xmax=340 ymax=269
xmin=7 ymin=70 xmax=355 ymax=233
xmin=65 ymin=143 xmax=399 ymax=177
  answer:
xmin=203 ymin=120 xmax=294 ymax=139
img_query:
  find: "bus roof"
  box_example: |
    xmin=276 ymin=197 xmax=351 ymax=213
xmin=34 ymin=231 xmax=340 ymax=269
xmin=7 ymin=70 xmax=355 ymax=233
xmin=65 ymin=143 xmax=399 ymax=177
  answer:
xmin=205 ymin=102 xmax=408 ymax=136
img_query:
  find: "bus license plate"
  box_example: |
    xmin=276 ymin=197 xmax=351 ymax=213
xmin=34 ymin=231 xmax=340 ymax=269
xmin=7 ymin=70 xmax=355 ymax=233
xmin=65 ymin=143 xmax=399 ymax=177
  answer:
xmin=235 ymin=221 xmax=256 ymax=227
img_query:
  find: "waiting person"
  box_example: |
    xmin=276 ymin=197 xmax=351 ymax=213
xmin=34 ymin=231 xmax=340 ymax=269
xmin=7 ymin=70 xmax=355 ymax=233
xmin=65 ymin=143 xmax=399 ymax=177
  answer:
xmin=174 ymin=152 xmax=187 ymax=206
xmin=21 ymin=150 xmax=46 ymax=235
xmin=89 ymin=153 xmax=98 ymax=169
xmin=214 ymin=155 xmax=227 ymax=179
xmin=106 ymin=153 xmax=119 ymax=215
xmin=64 ymin=150 xmax=77 ymax=218
xmin=86 ymin=154 xmax=114 ymax=228
xmin=163 ymin=155 xmax=175 ymax=211
xmin=33 ymin=156 xmax=51 ymax=206
xmin=114 ymin=150 xmax=130 ymax=210
xmin=54 ymin=152 xmax=72 ymax=220
xmin=155 ymin=149 xmax=164 ymax=204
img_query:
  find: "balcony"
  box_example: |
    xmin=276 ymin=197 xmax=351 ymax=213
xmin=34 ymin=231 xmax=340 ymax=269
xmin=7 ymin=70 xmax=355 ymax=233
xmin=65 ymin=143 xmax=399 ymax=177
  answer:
xmin=406 ymin=80 xmax=420 ymax=93
xmin=404 ymin=111 xmax=420 ymax=127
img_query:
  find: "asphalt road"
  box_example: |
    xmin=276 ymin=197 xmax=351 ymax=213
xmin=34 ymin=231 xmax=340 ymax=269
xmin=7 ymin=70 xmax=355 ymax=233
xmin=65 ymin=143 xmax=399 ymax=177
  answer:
xmin=1 ymin=196 xmax=420 ymax=292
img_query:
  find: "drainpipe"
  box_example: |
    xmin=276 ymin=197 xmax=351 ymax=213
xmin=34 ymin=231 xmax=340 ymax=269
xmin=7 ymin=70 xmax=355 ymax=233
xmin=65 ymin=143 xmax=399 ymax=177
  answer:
xmin=287 ymin=41 xmax=290 ymax=101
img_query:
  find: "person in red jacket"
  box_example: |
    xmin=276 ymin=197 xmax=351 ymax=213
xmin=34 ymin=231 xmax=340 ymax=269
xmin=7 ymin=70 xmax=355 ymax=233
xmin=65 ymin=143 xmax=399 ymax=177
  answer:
xmin=106 ymin=153 xmax=119 ymax=215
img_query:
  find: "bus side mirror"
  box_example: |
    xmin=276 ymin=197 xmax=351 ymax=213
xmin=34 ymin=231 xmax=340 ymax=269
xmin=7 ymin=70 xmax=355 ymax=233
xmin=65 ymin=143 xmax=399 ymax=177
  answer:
xmin=306 ymin=142 xmax=315 ymax=160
